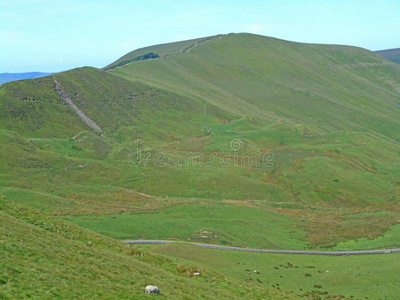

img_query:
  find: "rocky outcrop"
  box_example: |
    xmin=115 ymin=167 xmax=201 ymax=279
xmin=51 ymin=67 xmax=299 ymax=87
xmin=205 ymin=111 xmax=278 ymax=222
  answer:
xmin=53 ymin=78 xmax=105 ymax=136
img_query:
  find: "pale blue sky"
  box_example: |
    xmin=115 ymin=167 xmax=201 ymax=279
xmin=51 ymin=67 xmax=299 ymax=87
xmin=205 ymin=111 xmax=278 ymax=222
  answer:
xmin=1 ymin=0 xmax=400 ymax=72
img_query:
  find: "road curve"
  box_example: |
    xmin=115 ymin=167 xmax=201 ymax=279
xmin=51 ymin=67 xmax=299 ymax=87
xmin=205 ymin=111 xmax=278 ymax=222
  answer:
xmin=124 ymin=240 xmax=400 ymax=256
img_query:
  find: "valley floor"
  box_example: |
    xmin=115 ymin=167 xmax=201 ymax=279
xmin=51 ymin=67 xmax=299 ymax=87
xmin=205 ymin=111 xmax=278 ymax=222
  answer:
xmin=146 ymin=242 xmax=400 ymax=299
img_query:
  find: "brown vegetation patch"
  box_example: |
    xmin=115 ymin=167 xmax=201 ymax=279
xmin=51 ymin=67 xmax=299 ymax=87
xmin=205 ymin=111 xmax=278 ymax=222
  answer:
xmin=54 ymin=189 xmax=187 ymax=216
xmin=267 ymin=203 xmax=400 ymax=248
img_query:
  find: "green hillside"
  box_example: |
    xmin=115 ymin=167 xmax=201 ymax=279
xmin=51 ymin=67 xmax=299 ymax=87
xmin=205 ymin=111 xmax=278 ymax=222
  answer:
xmin=3 ymin=33 xmax=400 ymax=298
xmin=109 ymin=33 xmax=400 ymax=136
xmin=104 ymin=35 xmax=220 ymax=70
xmin=376 ymin=48 xmax=400 ymax=64
xmin=1 ymin=197 xmax=284 ymax=299
xmin=0 ymin=66 xmax=227 ymax=139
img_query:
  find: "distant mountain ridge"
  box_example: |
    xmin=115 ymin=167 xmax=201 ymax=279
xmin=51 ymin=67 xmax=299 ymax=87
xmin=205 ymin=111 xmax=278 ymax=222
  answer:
xmin=375 ymin=48 xmax=400 ymax=64
xmin=0 ymin=72 xmax=53 ymax=84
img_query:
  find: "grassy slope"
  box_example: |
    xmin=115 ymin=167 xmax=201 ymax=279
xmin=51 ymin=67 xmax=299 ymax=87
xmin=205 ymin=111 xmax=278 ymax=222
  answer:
xmin=1 ymin=197 xmax=286 ymax=300
xmin=104 ymin=35 xmax=220 ymax=70
xmin=0 ymin=66 xmax=227 ymax=139
xmin=110 ymin=33 xmax=400 ymax=135
xmin=376 ymin=48 xmax=400 ymax=64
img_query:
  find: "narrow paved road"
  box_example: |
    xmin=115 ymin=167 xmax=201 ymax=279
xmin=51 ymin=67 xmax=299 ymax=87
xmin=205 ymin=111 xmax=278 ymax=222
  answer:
xmin=124 ymin=240 xmax=400 ymax=256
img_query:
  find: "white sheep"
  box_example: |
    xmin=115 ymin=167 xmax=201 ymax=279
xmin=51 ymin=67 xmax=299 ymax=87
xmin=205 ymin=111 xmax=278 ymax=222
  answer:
xmin=145 ymin=285 xmax=160 ymax=295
